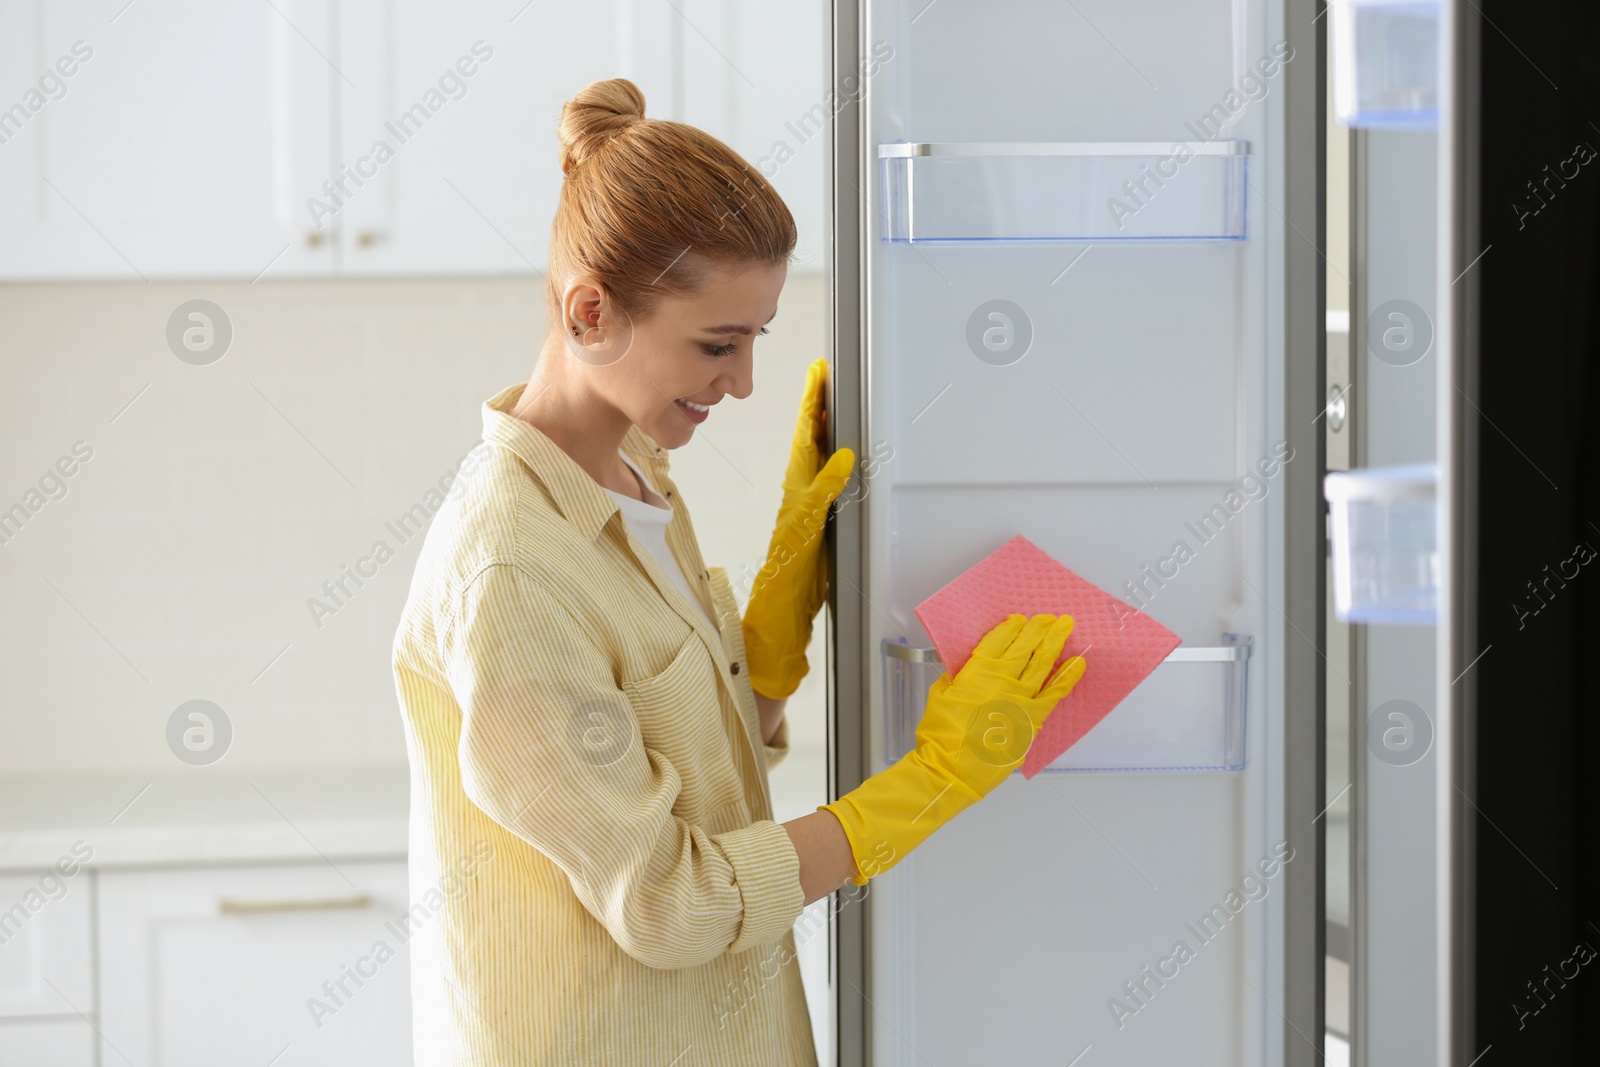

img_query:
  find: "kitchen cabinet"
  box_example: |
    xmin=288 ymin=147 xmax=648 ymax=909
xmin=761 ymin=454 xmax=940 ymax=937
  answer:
xmin=330 ymin=0 xmax=678 ymax=275
xmin=0 ymin=1020 xmax=96 ymax=1067
xmin=0 ymin=0 xmax=825 ymax=279
xmin=0 ymin=869 xmax=94 ymax=1018
xmin=0 ymin=0 xmax=336 ymax=279
xmin=96 ymin=859 xmax=411 ymax=1067
xmin=0 ymin=864 xmax=96 ymax=1065
xmin=0 ymin=771 xmax=412 ymax=1065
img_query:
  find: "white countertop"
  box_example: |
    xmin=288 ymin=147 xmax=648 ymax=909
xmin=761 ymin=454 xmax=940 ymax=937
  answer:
xmin=0 ymin=766 xmax=409 ymax=872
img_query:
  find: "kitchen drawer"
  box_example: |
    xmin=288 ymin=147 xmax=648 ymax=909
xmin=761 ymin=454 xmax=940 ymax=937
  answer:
xmin=98 ymin=859 xmax=411 ymax=1067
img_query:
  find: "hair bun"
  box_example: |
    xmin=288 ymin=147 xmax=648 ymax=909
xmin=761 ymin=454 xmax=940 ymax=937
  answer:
xmin=558 ymin=78 xmax=646 ymax=176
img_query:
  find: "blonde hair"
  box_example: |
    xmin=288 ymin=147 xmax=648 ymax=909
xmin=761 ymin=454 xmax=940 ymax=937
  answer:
xmin=549 ymin=78 xmax=797 ymax=324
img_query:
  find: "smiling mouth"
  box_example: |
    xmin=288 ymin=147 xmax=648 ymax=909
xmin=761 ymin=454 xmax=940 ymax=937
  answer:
xmin=674 ymin=397 xmax=712 ymax=424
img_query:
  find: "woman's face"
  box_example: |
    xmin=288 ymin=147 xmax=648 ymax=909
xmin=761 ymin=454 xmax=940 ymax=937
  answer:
xmin=570 ymin=259 xmax=787 ymax=449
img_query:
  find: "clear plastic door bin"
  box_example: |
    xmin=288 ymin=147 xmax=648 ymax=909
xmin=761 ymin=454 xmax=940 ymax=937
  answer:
xmin=882 ymin=634 xmax=1252 ymax=773
xmin=879 ymin=141 xmax=1250 ymax=242
xmin=1331 ymin=0 xmax=1440 ymax=129
xmin=1324 ymin=462 xmax=1439 ymax=623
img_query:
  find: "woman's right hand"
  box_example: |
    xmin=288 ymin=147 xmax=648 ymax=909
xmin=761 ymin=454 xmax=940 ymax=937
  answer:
xmin=913 ymin=613 xmax=1086 ymax=800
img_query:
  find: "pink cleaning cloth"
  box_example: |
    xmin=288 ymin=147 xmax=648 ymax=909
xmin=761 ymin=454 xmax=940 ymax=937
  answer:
xmin=913 ymin=533 xmax=1182 ymax=779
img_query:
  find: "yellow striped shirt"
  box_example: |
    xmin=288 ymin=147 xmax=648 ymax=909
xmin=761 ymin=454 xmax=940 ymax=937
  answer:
xmin=392 ymin=382 xmax=816 ymax=1065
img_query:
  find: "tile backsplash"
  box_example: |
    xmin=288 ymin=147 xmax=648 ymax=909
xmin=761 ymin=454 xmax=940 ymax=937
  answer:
xmin=0 ymin=273 xmax=829 ymax=775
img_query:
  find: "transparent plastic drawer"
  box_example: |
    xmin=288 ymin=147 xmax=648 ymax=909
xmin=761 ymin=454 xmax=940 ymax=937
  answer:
xmin=1331 ymin=0 xmax=1439 ymax=129
xmin=1324 ymin=462 xmax=1438 ymax=624
xmin=878 ymin=141 xmax=1250 ymax=243
xmin=881 ymin=634 xmax=1252 ymax=773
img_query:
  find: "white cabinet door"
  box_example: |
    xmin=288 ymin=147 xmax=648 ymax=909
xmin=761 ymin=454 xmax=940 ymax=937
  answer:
xmin=0 ymin=869 xmax=93 ymax=1018
xmin=0 ymin=0 xmax=335 ymax=279
xmin=0 ymin=1020 xmax=96 ymax=1067
xmin=1 ymin=1 xmax=822 ymax=279
xmin=98 ymin=860 xmax=411 ymax=1067
xmin=680 ymin=0 xmax=830 ymax=270
xmin=330 ymin=1 xmax=823 ymax=276
xmin=331 ymin=0 xmax=678 ymax=275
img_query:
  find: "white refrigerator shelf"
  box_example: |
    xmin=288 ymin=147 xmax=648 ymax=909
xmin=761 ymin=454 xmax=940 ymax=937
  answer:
xmin=880 ymin=633 xmax=1252 ymax=773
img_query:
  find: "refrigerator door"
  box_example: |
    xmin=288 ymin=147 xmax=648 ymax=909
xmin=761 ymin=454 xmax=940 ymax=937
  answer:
xmin=828 ymin=2 xmax=1326 ymax=1065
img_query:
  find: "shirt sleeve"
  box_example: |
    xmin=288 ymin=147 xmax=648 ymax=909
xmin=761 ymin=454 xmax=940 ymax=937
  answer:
xmin=763 ymin=710 xmax=791 ymax=771
xmin=439 ymin=561 xmax=804 ymax=970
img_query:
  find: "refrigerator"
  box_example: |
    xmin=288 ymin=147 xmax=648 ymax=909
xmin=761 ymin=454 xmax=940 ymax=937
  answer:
xmin=821 ymin=1 xmax=1329 ymax=1064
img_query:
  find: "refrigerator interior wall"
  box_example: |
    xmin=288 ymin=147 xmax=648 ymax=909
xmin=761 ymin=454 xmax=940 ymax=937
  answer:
xmin=859 ymin=0 xmax=1293 ymax=1063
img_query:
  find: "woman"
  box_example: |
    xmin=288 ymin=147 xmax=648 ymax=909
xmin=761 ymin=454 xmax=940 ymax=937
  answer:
xmin=392 ymin=78 xmax=1086 ymax=1065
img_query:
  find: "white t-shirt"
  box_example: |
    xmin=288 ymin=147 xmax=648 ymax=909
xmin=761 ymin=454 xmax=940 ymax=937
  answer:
xmin=601 ymin=450 xmax=717 ymax=634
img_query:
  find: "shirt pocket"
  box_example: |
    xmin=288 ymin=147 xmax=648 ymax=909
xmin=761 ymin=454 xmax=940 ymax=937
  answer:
xmin=621 ymin=631 xmax=747 ymax=829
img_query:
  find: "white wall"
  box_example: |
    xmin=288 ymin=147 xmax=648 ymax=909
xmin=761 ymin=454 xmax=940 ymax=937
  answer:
xmin=0 ymin=271 xmax=831 ymax=786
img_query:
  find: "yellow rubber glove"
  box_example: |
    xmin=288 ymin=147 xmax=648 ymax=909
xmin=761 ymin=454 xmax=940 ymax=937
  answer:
xmin=820 ymin=613 xmax=1087 ymax=884
xmin=742 ymin=357 xmax=856 ymax=698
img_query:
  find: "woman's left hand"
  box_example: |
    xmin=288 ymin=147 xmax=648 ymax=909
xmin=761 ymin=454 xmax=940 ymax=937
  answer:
xmin=742 ymin=357 xmax=855 ymax=699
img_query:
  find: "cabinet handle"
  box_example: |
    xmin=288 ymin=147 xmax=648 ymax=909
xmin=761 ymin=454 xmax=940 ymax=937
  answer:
xmin=218 ymin=893 xmax=372 ymax=915
xmin=305 ymin=229 xmax=327 ymax=249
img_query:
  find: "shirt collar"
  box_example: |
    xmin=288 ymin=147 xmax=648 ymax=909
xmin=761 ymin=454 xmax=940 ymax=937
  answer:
xmin=480 ymin=381 xmax=672 ymax=543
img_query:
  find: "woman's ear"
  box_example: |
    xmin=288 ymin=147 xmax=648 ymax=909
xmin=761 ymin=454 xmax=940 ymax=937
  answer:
xmin=563 ymin=277 xmax=608 ymax=332
xmin=563 ymin=279 xmax=637 ymax=367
